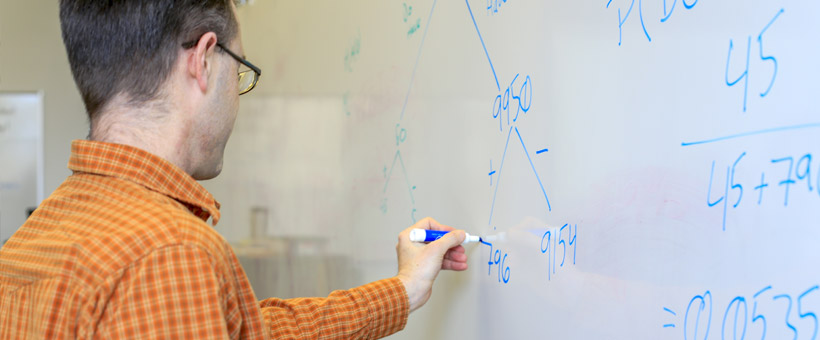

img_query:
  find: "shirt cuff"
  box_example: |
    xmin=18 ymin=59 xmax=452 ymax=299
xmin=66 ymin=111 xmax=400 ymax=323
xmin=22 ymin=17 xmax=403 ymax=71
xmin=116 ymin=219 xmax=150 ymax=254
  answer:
xmin=351 ymin=277 xmax=409 ymax=338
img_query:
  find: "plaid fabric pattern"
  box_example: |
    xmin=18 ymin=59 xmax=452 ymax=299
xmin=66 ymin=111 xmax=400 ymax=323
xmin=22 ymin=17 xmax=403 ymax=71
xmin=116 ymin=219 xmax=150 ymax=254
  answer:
xmin=0 ymin=140 xmax=408 ymax=339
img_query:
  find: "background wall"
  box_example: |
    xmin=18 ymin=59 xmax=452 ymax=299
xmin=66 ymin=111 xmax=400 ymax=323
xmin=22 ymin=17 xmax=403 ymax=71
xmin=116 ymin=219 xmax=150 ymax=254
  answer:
xmin=0 ymin=1 xmax=86 ymax=198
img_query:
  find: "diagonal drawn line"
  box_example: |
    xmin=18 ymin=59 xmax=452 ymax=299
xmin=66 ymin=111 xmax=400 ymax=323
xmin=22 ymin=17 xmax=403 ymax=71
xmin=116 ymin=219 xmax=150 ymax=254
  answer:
xmin=383 ymin=150 xmax=415 ymax=204
xmin=398 ymin=151 xmax=416 ymax=204
xmin=681 ymin=122 xmax=820 ymax=147
xmin=489 ymin=126 xmax=515 ymax=225
xmin=383 ymin=150 xmax=400 ymax=193
xmin=516 ymin=127 xmax=552 ymax=212
xmin=663 ymin=307 xmax=677 ymax=316
xmin=399 ymin=0 xmax=439 ymax=121
xmin=465 ymin=0 xmax=501 ymax=91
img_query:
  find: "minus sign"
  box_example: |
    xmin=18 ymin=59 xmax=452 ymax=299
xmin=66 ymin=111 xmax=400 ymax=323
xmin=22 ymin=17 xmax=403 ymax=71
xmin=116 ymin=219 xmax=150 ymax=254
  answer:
xmin=488 ymin=171 xmax=497 ymax=175
xmin=663 ymin=324 xmax=675 ymax=328
xmin=536 ymin=149 xmax=548 ymax=154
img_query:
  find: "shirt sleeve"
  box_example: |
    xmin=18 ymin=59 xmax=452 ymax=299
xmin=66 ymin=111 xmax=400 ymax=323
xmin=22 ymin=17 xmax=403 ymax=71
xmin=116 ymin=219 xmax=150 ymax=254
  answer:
xmin=96 ymin=245 xmax=232 ymax=339
xmin=258 ymin=277 xmax=409 ymax=339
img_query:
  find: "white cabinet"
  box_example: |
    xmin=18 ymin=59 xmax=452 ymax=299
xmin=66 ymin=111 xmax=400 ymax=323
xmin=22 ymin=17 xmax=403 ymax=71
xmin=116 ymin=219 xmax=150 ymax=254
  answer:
xmin=0 ymin=92 xmax=43 ymax=246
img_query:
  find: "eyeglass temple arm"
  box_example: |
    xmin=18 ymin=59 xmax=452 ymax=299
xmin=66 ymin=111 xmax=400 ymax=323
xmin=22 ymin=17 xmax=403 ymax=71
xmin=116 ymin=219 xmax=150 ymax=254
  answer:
xmin=216 ymin=43 xmax=262 ymax=76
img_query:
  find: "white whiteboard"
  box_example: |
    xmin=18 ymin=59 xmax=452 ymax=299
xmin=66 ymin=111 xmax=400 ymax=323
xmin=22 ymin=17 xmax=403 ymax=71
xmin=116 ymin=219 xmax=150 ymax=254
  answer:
xmin=210 ymin=0 xmax=820 ymax=338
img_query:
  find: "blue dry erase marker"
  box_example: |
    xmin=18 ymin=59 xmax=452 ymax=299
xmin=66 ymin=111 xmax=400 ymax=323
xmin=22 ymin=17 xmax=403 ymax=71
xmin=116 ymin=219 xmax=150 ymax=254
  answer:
xmin=409 ymin=228 xmax=481 ymax=245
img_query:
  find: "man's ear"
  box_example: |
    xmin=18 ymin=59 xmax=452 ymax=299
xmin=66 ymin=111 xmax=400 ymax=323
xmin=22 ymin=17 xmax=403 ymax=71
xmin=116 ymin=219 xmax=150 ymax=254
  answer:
xmin=186 ymin=32 xmax=219 ymax=94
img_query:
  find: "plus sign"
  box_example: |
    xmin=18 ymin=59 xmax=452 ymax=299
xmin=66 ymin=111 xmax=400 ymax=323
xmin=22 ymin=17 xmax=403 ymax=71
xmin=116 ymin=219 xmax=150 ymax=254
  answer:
xmin=754 ymin=173 xmax=769 ymax=205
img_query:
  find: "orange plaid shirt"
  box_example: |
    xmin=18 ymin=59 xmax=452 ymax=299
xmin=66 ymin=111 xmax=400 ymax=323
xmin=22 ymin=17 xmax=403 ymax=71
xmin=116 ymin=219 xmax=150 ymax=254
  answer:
xmin=0 ymin=140 xmax=408 ymax=339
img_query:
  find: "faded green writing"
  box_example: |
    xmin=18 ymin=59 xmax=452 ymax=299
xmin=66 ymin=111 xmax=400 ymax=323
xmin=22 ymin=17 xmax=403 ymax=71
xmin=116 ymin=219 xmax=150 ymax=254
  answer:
xmin=344 ymin=31 xmax=361 ymax=72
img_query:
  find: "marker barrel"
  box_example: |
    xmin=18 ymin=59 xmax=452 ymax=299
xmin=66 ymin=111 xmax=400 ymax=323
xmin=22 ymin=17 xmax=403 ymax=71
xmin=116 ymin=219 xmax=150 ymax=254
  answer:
xmin=409 ymin=229 xmax=480 ymax=245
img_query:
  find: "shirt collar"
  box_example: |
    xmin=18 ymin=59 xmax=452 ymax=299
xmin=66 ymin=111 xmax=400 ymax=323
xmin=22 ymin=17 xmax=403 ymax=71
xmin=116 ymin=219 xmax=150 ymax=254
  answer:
xmin=67 ymin=139 xmax=221 ymax=225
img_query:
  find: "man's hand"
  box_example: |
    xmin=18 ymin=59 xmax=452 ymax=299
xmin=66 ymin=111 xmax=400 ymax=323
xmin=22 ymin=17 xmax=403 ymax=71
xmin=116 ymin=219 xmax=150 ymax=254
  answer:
xmin=395 ymin=217 xmax=468 ymax=313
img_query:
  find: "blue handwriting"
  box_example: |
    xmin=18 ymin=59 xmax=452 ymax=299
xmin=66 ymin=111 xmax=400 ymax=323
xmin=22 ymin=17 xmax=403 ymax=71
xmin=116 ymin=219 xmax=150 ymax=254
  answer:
xmin=486 ymin=0 xmax=511 ymax=15
xmin=492 ymin=74 xmax=533 ymax=132
xmin=540 ymin=223 xmax=578 ymax=282
xmin=482 ymin=239 xmax=510 ymax=284
xmin=706 ymin=150 xmax=816 ymax=231
xmin=664 ymin=284 xmax=820 ymax=340
xmin=725 ymin=8 xmax=784 ymax=113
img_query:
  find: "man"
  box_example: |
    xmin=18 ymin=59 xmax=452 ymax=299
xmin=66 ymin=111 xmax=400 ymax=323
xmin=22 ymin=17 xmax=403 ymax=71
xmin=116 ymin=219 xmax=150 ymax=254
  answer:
xmin=0 ymin=0 xmax=468 ymax=338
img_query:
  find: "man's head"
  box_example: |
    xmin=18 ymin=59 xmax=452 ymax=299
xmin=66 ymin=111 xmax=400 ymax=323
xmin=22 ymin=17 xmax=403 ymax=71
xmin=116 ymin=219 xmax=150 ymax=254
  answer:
xmin=59 ymin=0 xmax=249 ymax=180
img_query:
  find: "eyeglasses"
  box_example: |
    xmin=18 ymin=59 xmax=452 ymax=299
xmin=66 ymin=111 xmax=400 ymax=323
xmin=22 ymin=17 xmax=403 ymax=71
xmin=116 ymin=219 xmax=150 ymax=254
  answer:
xmin=181 ymin=40 xmax=262 ymax=95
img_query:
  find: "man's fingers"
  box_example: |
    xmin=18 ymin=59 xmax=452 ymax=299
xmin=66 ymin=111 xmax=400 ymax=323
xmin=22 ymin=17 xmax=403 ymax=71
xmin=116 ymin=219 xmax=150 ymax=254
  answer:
xmin=447 ymin=245 xmax=466 ymax=255
xmin=442 ymin=258 xmax=468 ymax=271
xmin=418 ymin=217 xmax=440 ymax=229
xmin=429 ymin=230 xmax=465 ymax=254
xmin=430 ymin=224 xmax=456 ymax=232
xmin=444 ymin=249 xmax=467 ymax=263
xmin=417 ymin=216 xmax=455 ymax=232
xmin=398 ymin=226 xmax=413 ymax=239
xmin=438 ymin=241 xmax=468 ymax=271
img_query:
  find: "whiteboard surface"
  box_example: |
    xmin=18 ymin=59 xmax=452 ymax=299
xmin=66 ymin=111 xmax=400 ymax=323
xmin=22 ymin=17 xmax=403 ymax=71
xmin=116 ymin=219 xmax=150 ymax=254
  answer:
xmin=209 ymin=1 xmax=820 ymax=338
